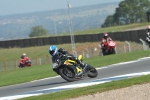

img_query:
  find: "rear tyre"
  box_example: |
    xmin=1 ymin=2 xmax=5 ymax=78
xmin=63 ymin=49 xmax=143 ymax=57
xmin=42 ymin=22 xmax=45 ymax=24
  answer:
xmin=59 ymin=67 xmax=76 ymax=82
xmin=86 ymin=65 xmax=98 ymax=78
xmin=102 ymin=50 xmax=107 ymax=56
xmin=18 ymin=63 xmax=24 ymax=68
xmin=148 ymin=42 xmax=150 ymax=48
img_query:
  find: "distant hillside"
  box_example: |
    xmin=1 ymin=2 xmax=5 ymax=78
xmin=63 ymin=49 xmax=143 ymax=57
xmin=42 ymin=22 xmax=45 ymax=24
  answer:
xmin=0 ymin=2 xmax=119 ymax=40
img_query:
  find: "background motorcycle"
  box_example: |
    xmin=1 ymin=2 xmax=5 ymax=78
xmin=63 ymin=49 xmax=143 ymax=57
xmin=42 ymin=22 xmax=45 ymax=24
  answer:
xmin=147 ymin=42 xmax=150 ymax=48
xmin=52 ymin=53 xmax=98 ymax=82
xmin=146 ymin=40 xmax=150 ymax=48
xmin=18 ymin=59 xmax=32 ymax=68
xmin=101 ymin=40 xmax=116 ymax=56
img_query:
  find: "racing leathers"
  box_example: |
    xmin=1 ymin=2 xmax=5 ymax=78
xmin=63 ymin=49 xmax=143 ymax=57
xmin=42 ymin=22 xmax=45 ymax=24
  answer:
xmin=146 ymin=32 xmax=150 ymax=42
xmin=19 ymin=56 xmax=30 ymax=67
xmin=20 ymin=56 xmax=27 ymax=66
xmin=146 ymin=32 xmax=150 ymax=47
xmin=100 ymin=36 xmax=112 ymax=52
xmin=51 ymin=48 xmax=86 ymax=70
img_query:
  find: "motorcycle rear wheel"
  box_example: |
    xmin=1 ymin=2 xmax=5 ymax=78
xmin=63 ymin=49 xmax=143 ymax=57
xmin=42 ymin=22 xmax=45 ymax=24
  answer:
xmin=59 ymin=67 xmax=76 ymax=82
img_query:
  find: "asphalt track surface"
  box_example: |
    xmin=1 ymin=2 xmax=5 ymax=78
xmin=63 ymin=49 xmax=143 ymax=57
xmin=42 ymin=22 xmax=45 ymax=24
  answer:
xmin=0 ymin=57 xmax=150 ymax=98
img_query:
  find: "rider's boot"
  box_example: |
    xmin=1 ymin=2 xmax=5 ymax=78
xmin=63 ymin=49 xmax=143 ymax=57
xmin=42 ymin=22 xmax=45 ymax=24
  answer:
xmin=75 ymin=57 xmax=87 ymax=69
xmin=80 ymin=61 xmax=87 ymax=70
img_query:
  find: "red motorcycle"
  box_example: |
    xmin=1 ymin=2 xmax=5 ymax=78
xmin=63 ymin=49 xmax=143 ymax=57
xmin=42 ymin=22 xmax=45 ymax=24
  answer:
xmin=101 ymin=40 xmax=116 ymax=56
xmin=18 ymin=58 xmax=32 ymax=68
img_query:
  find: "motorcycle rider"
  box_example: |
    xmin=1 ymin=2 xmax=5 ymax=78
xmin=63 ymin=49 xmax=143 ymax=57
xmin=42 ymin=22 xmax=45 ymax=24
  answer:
xmin=48 ymin=45 xmax=87 ymax=70
xmin=19 ymin=53 xmax=30 ymax=67
xmin=19 ymin=53 xmax=27 ymax=67
xmin=146 ymin=25 xmax=150 ymax=47
xmin=100 ymin=33 xmax=112 ymax=52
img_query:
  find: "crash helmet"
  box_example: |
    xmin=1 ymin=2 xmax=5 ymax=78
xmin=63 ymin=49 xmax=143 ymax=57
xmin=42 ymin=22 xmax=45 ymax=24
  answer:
xmin=22 ymin=53 xmax=26 ymax=58
xmin=104 ymin=33 xmax=108 ymax=39
xmin=146 ymin=25 xmax=150 ymax=32
xmin=49 ymin=45 xmax=58 ymax=56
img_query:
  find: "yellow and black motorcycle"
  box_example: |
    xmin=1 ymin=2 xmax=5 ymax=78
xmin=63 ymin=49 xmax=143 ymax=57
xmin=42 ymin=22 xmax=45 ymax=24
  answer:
xmin=52 ymin=54 xmax=98 ymax=82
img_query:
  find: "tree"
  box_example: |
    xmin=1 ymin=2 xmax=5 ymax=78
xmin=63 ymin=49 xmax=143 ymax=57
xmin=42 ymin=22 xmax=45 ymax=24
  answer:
xmin=101 ymin=15 xmax=114 ymax=27
xmin=102 ymin=0 xmax=150 ymax=27
xmin=29 ymin=26 xmax=48 ymax=37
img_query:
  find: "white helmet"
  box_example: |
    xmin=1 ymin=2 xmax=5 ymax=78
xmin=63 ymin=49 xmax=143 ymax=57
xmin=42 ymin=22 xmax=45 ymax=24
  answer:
xmin=104 ymin=33 xmax=108 ymax=37
xmin=146 ymin=25 xmax=150 ymax=32
xmin=22 ymin=53 xmax=26 ymax=57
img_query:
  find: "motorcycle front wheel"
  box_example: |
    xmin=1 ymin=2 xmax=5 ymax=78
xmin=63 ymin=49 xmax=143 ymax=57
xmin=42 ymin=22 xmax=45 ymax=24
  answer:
xmin=59 ymin=67 xmax=76 ymax=82
xmin=86 ymin=65 xmax=98 ymax=78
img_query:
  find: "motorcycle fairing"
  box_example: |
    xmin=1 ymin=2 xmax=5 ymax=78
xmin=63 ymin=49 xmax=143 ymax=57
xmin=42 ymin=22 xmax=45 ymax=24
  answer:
xmin=63 ymin=59 xmax=82 ymax=76
xmin=78 ymin=55 xmax=83 ymax=61
xmin=64 ymin=60 xmax=76 ymax=65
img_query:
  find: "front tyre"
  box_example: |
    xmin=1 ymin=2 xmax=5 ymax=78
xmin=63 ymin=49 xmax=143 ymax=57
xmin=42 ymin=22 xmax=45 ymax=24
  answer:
xmin=112 ymin=48 xmax=116 ymax=54
xmin=59 ymin=67 xmax=76 ymax=82
xmin=148 ymin=42 xmax=150 ymax=48
xmin=86 ymin=65 xmax=98 ymax=78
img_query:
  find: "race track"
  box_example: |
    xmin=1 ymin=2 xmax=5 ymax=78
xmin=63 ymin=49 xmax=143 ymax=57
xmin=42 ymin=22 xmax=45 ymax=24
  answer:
xmin=0 ymin=57 xmax=150 ymax=99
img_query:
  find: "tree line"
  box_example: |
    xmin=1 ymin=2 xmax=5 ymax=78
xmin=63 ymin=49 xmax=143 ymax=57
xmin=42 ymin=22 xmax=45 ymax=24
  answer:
xmin=101 ymin=0 xmax=150 ymax=27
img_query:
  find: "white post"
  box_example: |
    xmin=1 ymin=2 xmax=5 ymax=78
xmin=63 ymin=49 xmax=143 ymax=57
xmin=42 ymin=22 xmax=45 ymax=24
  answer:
xmin=139 ymin=38 xmax=147 ymax=50
xmin=98 ymin=44 xmax=101 ymax=48
xmin=92 ymin=47 xmax=97 ymax=57
xmin=125 ymin=41 xmax=131 ymax=52
xmin=115 ymin=46 xmax=117 ymax=54
xmin=98 ymin=44 xmax=103 ymax=56
xmin=84 ymin=48 xmax=89 ymax=58
xmin=73 ymin=50 xmax=77 ymax=57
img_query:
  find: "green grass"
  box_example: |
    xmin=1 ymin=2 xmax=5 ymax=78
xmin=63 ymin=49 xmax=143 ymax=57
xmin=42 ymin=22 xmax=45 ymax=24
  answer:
xmin=0 ymin=65 xmax=57 ymax=86
xmin=0 ymin=50 xmax=150 ymax=87
xmin=0 ymin=43 xmax=85 ymax=61
xmin=49 ymin=22 xmax=150 ymax=36
xmin=73 ymin=22 xmax=149 ymax=35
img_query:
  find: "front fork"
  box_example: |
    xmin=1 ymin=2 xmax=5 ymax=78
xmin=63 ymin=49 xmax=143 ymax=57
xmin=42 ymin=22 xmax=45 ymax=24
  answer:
xmin=71 ymin=65 xmax=83 ymax=76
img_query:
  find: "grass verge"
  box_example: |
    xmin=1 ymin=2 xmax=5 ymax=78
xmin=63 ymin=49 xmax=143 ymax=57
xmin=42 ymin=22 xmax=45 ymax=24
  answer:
xmin=59 ymin=22 xmax=150 ymax=36
xmin=0 ymin=50 xmax=150 ymax=87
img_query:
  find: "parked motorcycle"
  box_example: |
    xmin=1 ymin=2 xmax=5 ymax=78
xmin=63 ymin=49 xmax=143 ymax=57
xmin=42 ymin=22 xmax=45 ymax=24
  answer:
xmin=101 ymin=40 xmax=116 ymax=56
xmin=18 ymin=58 xmax=32 ymax=68
xmin=52 ymin=54 xmax=98 ymax=82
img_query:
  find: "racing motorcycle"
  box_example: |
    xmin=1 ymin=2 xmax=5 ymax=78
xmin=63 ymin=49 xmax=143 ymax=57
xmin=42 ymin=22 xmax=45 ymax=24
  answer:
xmin=18 ymin=58 xmax=32 ymax=68
xmin=147 ymin=42 xmax=150 ymax=48
xmin=146 ymin=36 xmax=150 ymax=48
xmin=52 ymin=54 xmax=98 ymax=82
xmin=101 ymin=40 xmax=116 ymax=56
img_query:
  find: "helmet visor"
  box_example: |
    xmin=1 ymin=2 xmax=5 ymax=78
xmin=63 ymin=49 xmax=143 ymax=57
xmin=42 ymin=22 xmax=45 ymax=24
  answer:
xmin=49 ymin=50 xmax=55 ymax=56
